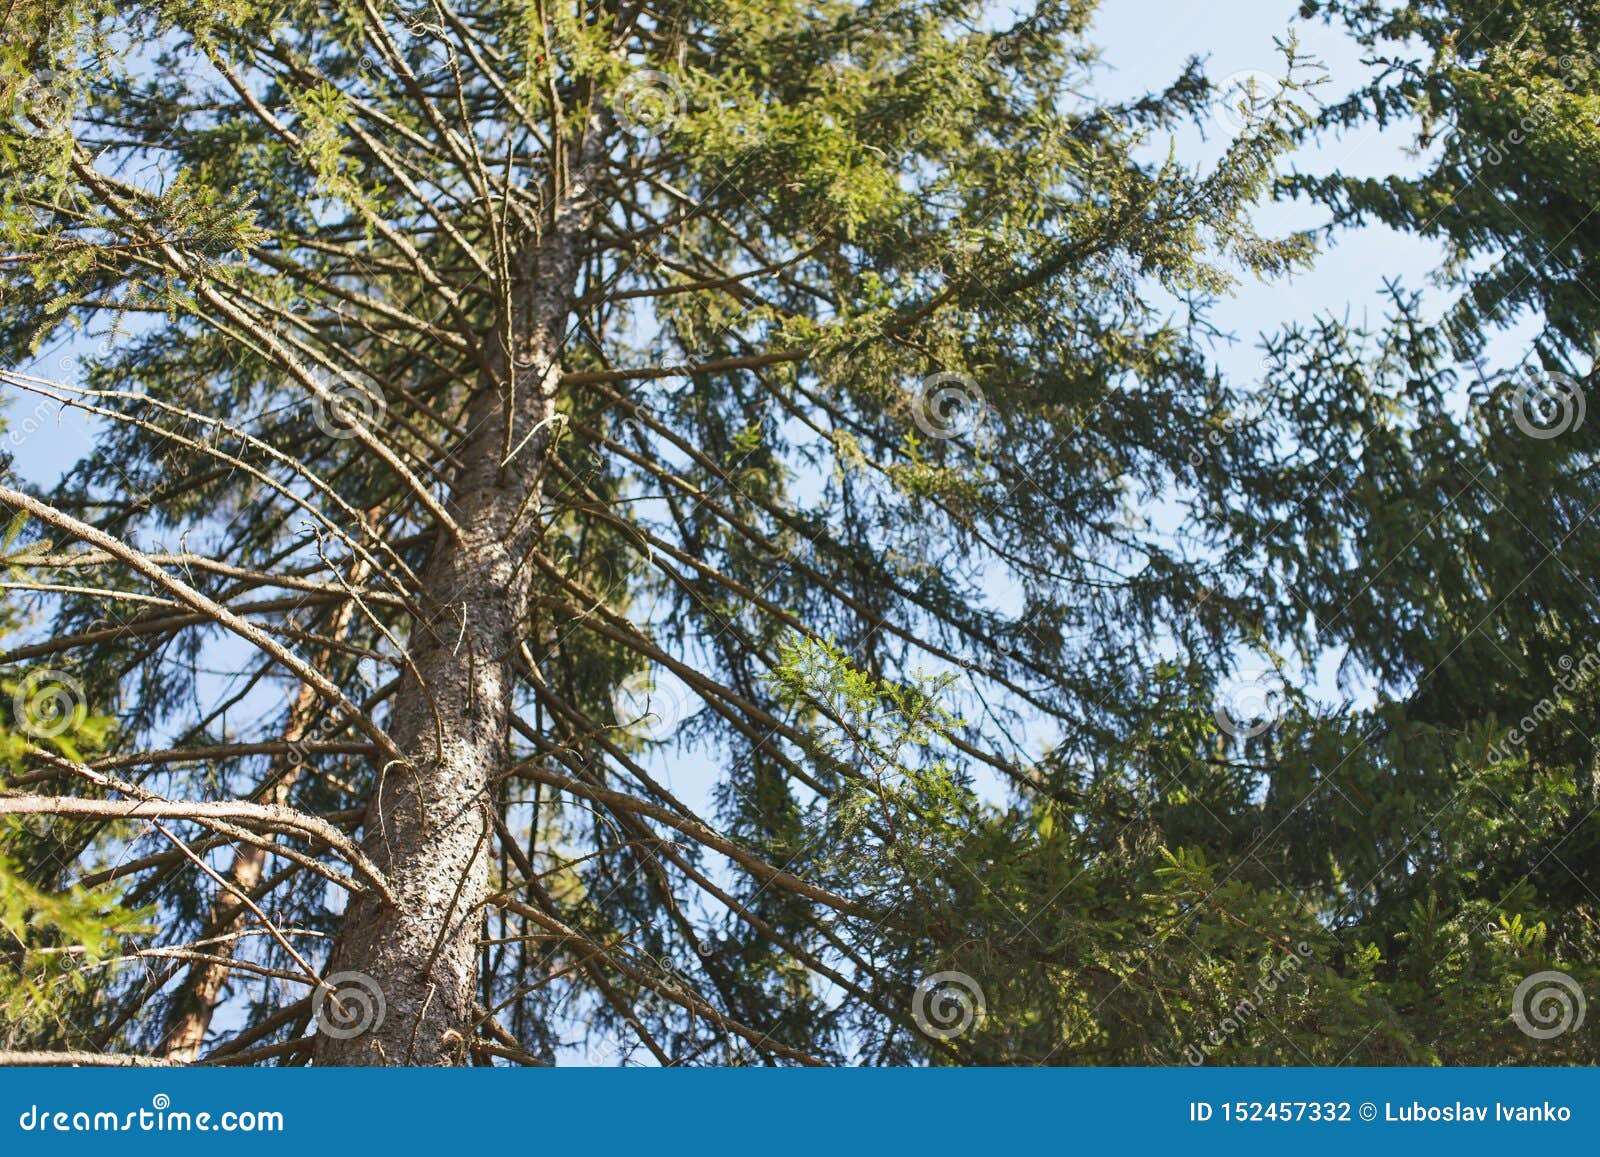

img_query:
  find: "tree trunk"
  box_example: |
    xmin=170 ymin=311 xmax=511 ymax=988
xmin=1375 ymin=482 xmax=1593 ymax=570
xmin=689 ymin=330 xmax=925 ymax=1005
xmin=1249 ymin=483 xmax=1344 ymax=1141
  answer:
xmin=165 ymin=537 xmax=379 ymax=1061
xmin=161 ymin=684 xmax=312 ymax=1061
xmin=314 ymin=162 xmax=595 ymax=1065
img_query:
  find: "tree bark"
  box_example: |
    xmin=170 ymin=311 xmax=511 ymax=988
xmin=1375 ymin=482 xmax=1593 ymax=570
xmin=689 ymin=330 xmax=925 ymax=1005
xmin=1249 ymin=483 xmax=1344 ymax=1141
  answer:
xmin=314 ymin=156 xmax=597 ymax=1065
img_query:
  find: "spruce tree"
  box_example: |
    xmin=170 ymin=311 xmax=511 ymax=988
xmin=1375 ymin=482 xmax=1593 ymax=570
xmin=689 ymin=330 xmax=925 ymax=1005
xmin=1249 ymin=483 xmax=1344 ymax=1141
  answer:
xmin=1 ymin=0 xmax=1592 ymax=1067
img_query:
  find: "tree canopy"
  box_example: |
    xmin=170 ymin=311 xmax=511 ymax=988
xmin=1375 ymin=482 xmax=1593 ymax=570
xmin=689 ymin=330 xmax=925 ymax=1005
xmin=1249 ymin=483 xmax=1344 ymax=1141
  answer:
xmin=0 ymin=0 xmax=1595 ymax=1066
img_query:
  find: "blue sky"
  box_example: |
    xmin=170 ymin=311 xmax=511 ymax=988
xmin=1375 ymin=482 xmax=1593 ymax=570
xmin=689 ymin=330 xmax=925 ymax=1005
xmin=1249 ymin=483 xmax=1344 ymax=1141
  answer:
xmin=12 ymin=2 xmax=1456 ymax=494
xmin=8 ymin=0 xmax=1504 ymax=805
xmin=3 ymin=0 xmax=1544 ymax=1059
xmin=1094 ymin=0 xmax=1444 ymax=377
xmin=5 ymin=0 xmax=1478 ymax=814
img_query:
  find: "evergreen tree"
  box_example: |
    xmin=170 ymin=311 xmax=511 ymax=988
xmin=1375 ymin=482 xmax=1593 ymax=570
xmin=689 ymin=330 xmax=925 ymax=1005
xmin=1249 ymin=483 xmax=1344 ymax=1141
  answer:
xmin=0 ymin=0 xmax=1592 ymax=1066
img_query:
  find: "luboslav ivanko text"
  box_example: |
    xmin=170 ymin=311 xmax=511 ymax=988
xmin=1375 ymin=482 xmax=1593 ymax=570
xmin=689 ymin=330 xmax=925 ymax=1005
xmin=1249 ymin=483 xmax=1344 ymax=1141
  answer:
xmin=1382 ymin=1101 xmax=1572 ymax=1123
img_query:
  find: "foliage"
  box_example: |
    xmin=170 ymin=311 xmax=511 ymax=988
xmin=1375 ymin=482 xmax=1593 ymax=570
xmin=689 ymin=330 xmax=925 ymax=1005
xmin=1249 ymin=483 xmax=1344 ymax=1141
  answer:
xmin=0 ymin=0 xmax=1592 ymax=1066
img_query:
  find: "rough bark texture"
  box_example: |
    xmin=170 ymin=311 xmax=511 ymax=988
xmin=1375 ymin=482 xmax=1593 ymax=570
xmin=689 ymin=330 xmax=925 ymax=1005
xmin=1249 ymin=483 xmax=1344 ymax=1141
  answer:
xmin=314 ymin=161 xmax=596 ymax=1066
